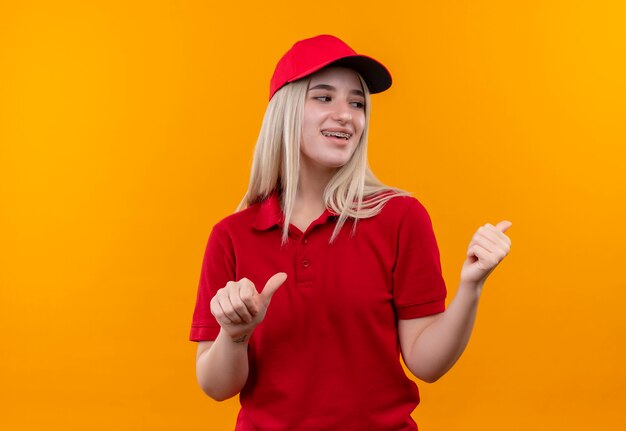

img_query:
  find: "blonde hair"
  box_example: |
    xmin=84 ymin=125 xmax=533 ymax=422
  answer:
xmin=238 ymin=72 xmax=408 ymax=243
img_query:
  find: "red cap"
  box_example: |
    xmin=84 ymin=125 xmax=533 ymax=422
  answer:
xmin=269 ymin=34 xmax=392 ymax=100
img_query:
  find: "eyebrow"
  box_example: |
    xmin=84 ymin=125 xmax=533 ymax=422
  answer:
xmin=308 ymin=84 xmax=365 ymax=97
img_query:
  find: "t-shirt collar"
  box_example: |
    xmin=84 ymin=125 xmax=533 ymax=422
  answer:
xmin=253 ymin=191 xmax=338 ymax=231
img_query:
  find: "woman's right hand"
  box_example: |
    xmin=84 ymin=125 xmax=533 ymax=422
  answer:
xmin=210 ymin=272 xmax=287 ymax=342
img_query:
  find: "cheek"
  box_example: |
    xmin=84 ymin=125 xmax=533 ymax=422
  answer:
xmin=300 ymin=122 xmax=316 ymax=144
xmin=355 ymin=112 xmax=366 ymax=129
xmin=303 ymin=114 xmax=321 ymax=135
xmin=355 ymin=118 xmax=366 ymax=140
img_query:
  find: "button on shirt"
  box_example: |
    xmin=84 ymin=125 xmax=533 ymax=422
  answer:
xmin=190 ymin=192 xmax=447 ymax=431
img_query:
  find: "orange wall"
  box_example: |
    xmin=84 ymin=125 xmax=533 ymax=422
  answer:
xmin=1 ymin=1 xmax=625 ymax=429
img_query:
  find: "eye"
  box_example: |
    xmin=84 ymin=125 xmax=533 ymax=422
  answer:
xmin=314 ymin=95 xmax=331 ymax=102
xmin=351 ymin=101 xmax=365 ymax=109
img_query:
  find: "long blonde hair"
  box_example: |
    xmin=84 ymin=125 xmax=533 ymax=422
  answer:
xmin=238 ymin=71 xmax=408 ymax=243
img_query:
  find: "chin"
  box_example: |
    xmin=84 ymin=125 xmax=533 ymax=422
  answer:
xmin=323 ymin=158 xmax=351 ymax=169
xmin=301 ymin=150 xmax=356 ymax=171
xmin=325 ymin=151 xmax=357 ymax=168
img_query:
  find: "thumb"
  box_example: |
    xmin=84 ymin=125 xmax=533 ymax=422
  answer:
xmin=260 ymin=272 xmax=287 ymax=303
xmin=495 ymin=220 xmax=513 ymax=233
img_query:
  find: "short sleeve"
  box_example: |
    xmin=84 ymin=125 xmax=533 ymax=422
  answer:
xmin=189 ymin=223 xmax=236 ymax=341
xmin=392 ymin=198 xmax=447 ymax=319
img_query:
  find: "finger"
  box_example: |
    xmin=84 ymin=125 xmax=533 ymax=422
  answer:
xmin=239 ymin=282 xmax=259 ymax=316
xmin=260 ymin=272 xmax=288 ymax=302
xmin=469 ymin=236 xmax=508 ymax=266
xmin=470 ymin=244 xmax=498 ymax=268
xmin=228 ymin=286 xmax=253 ymax=323
xmin=466 ymin=235 xmax=481 ymax=256
xmin=216 ymin=289 xmax=243 ymax=324
xmin=478 ymin=225 xmax=510 ymax=252
xmin=475 ymin=227 xmax=499 ymax=251
xmin=468 ymin=227 xmax=500 ymax=255
xmin=495 ymin=220 xmax=512 ymax=233
xmin=210 ymin=296 xmax=224 ymax=321
xmin=485 ymin=224 xmax=512 ymax=254
xmin=487 ymin=223 xmax=512 ymax=247
xmin=235 ymin=277 xmax=259 ymax=313
xmin=211 ymin=294 xmax=234 ymax=326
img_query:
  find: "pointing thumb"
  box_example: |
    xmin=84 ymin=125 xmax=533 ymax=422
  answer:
xmin=260 ymin=272 xmax=287 ymax=303
xmin=495 ymin=220 xmax=513 ymax=233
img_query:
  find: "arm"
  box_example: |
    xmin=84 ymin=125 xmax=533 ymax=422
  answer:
xmin=398 ymin=221 xmax=512 ymax=383
xmin=195 ymin=334 xmax=249 ymax=401
xmin=195 ymin=273 xmax=287 ymax=400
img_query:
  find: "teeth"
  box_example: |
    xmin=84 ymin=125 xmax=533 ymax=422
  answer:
xmin=322 ymin=131 xmax=351 ymax=139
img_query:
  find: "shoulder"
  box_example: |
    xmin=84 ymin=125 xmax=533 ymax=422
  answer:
xmin=373 ymin=193 xmax=432 ymax=223
xmin=355 ymin=193 xmax=435 ymax=240
xmin=212 ymin=202 xmax=262 ymax=234
xmin=204 ymin=201 xmax=265 ymax=248
xmin=203 ymin=204 xmax=263 ymax=256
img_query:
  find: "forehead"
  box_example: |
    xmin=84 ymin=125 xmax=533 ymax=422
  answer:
xmin=308 ymin=66 xmax=364 ymax=90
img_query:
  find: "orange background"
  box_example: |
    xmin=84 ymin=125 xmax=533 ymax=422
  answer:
xmin=1 ymin=1 xmax=625 ymax=430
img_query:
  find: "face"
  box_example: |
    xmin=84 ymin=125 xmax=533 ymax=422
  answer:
xmin=300 ymin=67 xmax=366 ymax=172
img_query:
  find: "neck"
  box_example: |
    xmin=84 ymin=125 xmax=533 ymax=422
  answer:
xmin=296 ymin=157 xmax=336 ymax=207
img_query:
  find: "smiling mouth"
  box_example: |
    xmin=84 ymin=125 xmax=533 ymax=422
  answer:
xmin=321 ymin=130 xmax=351 ymax=140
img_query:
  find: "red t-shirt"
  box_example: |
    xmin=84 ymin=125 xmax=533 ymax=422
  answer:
xmin=190 ymin=192 xmax=447 ymax=430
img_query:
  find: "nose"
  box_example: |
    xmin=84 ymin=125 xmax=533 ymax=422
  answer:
xmin=331 ymin=102 xmax=352 ymax=123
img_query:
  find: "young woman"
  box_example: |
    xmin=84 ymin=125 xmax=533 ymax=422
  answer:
xmin=190 ymin=34 xmax=512 ymax=430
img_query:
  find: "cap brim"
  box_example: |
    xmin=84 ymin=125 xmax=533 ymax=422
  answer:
xmin=328 ymin=56 xmax=392 ymax=94
xmin=287 ymin=55 xmax=392 ymax=94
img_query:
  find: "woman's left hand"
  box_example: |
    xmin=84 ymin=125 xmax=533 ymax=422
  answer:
xmin=460 ymin=221 xmax=512 ymax=287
